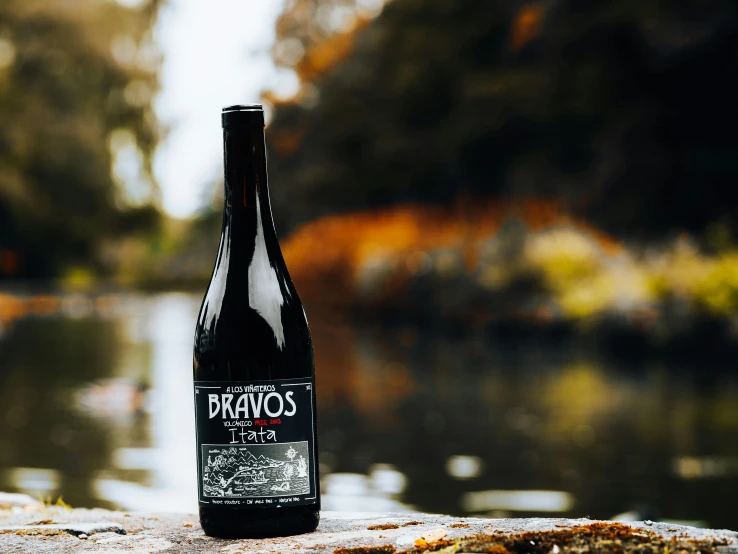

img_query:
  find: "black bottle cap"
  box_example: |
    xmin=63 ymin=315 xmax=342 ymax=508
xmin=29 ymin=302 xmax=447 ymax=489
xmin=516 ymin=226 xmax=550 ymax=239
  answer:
xmin=222 ymin=105 xmax=264 ymax=128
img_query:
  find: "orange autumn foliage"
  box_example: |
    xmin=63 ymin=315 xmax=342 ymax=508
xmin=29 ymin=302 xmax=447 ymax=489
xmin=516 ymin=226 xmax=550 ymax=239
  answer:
xmin=266 ymin=125 xmax=309 ymax=158
xmin=282 ymin=198 xmax=620 ymax=307
xmin=0 ymin=293 xmax=27 ymax=325
xmin=295 ymin=18 xmax=371 ymax=83
xmin=311 ymin=322 xmax=417 ymax=418
xmin=509 ymin=3 xmax=546 ymax=51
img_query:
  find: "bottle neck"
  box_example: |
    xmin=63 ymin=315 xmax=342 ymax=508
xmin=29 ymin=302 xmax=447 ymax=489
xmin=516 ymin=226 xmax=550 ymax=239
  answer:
xmin=222 ymin=125 xmax=278 ymax=253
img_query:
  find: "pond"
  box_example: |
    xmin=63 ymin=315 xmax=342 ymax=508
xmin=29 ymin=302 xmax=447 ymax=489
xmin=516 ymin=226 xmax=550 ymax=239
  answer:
xmin=0 ymin=292 xmax=736 ymax=529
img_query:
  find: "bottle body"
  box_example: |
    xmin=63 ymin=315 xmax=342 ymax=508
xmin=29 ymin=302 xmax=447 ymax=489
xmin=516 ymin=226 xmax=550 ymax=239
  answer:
xmin=193 ymin=106 xmax=320 ymax=539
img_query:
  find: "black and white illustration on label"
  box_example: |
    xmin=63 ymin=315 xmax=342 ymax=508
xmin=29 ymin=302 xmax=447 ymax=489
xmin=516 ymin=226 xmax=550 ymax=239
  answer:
xmin=201 ymin=441 xmax=310 ymax=498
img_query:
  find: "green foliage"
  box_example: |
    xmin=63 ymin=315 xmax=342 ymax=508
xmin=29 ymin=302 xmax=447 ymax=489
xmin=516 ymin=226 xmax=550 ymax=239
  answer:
xmin=0 ymin=0 xmax=162 ymax=278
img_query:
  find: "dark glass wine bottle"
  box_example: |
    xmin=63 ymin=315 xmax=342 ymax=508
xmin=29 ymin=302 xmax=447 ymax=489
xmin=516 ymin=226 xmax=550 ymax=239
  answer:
xmin=192 ymin=105 xmax=320 ymax=539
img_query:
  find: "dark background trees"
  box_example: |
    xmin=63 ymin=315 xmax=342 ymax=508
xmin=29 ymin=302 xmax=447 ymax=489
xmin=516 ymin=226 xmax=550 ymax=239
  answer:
xmin=266 ymin=0 xmax=738 ymax=243
xmin=2 ymin=0 xmax=738 ymax=280
xmin=0 ymin=0 xmax=162 ymax=279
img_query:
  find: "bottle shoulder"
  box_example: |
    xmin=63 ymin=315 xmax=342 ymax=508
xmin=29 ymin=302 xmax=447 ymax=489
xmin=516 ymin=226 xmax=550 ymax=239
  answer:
xmin=193 ymin=284 xmax=314 ymax=381
xmin=195 ymin=195 xmax=312 ymax=380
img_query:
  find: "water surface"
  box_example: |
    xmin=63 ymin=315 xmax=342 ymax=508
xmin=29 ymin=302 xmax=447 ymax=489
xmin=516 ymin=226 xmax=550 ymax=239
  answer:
xmin=0 ymin=292 xmax=736 ymax=529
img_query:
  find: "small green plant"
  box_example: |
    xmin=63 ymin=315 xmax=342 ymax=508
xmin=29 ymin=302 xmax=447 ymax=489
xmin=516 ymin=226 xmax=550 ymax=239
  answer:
xmin=36 ymin=495 xmax=72 ymax=512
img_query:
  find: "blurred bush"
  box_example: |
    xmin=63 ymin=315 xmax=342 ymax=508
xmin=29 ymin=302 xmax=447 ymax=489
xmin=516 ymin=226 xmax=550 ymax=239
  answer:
xmin=0 ymin=0 xmax=162 ymax=279
xmin=281 ymin=199 xmax=738 ymax=341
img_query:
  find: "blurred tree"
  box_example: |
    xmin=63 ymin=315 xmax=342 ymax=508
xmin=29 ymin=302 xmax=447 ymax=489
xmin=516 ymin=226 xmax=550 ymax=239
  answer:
xmin=271 ymin=0 xmax=380 ymax=78
xmin=265 ymin=0 xmax=738 ymax=243
xmin=0 ymin=0 xmax=162 ymax=279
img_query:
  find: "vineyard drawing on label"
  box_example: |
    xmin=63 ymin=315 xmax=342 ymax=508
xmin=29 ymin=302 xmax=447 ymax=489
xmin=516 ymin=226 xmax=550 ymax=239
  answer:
xmin=202 ymin=442 xmax=310 ymax=498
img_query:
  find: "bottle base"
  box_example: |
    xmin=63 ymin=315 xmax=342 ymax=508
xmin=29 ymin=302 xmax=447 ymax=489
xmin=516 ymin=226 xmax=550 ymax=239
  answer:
xmin=199 ymin=506 xmax=320 ymax=539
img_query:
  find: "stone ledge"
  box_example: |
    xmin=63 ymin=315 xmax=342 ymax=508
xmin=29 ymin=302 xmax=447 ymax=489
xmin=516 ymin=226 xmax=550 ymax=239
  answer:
xmin=1 ymin=501 xmax=736 ymax=554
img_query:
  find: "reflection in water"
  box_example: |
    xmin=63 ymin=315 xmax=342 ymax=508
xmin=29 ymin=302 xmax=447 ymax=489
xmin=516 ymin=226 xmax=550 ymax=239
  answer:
xmin=6 ymin=468 xmax=59 ymax=495
xmin=322 ymin=468 xmax=410 ymax=513
xmin=91 ymin=294 xmax=199 ymax=512
xmin=0 ymin=292 xmax=737 ymax=528
xmin=460 ymin=490 xmax=574 ymax=513
xmin=446 ymin=455 xmax=484 ymax=480
xmin=76 ymin=379 xmax=147 ymax=416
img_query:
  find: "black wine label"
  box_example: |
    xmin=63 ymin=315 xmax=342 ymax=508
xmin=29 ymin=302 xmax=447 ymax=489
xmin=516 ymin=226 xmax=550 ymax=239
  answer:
xmin=193 ymin=378 xmax=317 ymax=508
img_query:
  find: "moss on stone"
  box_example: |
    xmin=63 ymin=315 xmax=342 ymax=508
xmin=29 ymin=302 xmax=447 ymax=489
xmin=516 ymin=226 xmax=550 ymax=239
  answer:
xmin=402 ymin=522 xmax=730 ymax=554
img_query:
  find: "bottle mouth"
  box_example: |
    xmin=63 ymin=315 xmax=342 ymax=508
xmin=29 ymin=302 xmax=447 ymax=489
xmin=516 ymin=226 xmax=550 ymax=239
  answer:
xmin=222 ymin=105 xmax=264 ymax=128
xmin=222 ymin=104 xmax=263 ymax=112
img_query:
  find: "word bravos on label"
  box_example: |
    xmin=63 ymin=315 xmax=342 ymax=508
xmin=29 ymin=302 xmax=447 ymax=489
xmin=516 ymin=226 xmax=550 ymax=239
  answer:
xmin=208 ymin=392 xmax=297 ymax=419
